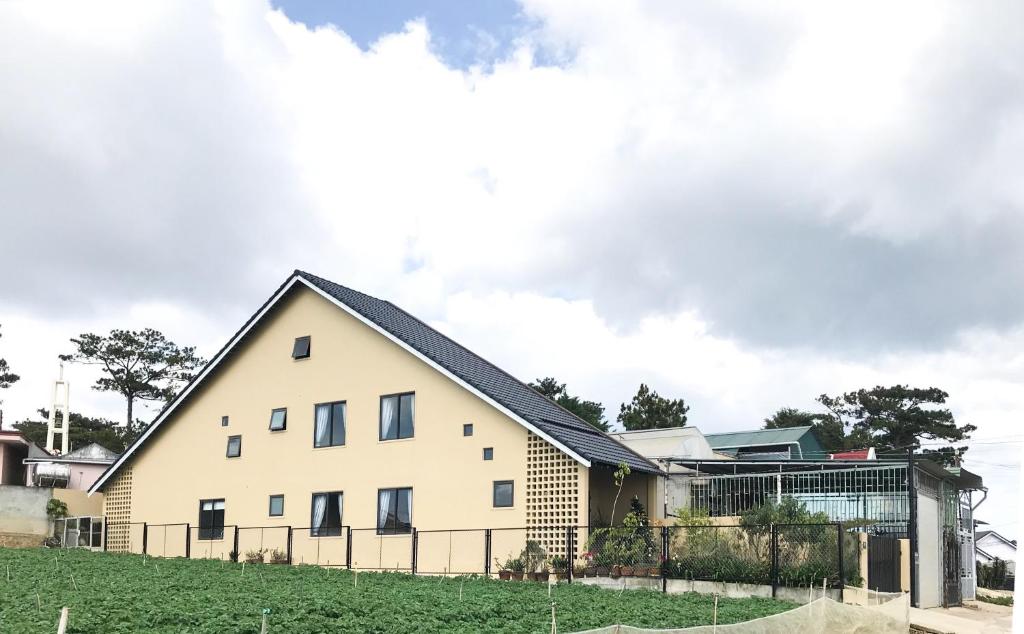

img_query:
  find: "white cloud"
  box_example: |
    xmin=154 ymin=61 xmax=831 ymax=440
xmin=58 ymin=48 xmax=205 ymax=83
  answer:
xmin=0 ymin=0 xmax=1021 ymax=535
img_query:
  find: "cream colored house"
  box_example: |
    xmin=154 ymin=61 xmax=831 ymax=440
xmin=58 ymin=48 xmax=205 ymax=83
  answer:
xmin=90 ymin=270 xmax=659 ymax=566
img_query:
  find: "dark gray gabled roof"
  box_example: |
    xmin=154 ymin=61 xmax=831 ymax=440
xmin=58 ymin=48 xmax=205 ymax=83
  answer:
xmin=297 ymin=271 xmax=659 ymax=474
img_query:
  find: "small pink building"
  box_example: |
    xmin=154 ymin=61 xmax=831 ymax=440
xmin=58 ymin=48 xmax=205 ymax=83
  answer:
xmin=22 ymin=442 xmax=119 ymax=491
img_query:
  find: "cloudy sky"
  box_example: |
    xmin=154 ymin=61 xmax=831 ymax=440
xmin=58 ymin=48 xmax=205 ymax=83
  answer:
xmin=0 ymin=1 xmax=1021 ymax=537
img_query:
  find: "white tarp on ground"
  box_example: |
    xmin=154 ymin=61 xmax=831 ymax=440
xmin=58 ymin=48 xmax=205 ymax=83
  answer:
xmin=570 ymin=592 xmax=909 ymax=634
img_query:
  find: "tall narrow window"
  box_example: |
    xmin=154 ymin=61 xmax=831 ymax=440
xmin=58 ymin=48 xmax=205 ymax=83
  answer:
xmin=493 ymin=481 xmax=514 ymax=508
xmin=292 ymin=336 xmax=311 ymax=359
xmin=377 ymin=487 xmax=413 ymax=534
xmin=221 ymin=416 xmax=229 ymax=427
xmin=226 ymin=435 xmax=241 ymax=458
xmin=310 ymin=491 xmax=343 ymax=537
xmin=269 ymin=408 xmax=287 ymax=431
xmin=198 ymin=499 xmax=225 ymax=540
xmin=380 ymin=393 xmax=414 ymax=440
xmin=313 ymin=402 xmax=346 ymax=448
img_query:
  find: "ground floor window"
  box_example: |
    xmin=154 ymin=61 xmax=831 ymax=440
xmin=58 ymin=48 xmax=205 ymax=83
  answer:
xmin=198 ymin=499 xmax=225 ymax=540
xmin=377 ymin=487 xmax=412 ymax=534
xmin=311 ymin=491 xmax=343 ymax=536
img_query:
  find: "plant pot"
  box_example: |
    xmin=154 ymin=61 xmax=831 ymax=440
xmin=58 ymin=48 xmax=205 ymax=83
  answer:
xmin=527 ymin=572 xmax=539 ymax=581
xmin=511 ymin=572 xmax=524 ymax=581
xmin=620 ymin=566 xmax=635 ymax=577
xmin=498 ymin=570 xmax=512 ymax=581
xmin=553 ymin=569 xmax=567 ymax=581
xmin=584 ymin=567 xmax=596 ymax=578
xmin=595 ymin=566 xmax=609 ymax=577
xmin=610 ymin=565 xmax=622 ymax=578
xmin=648 ymin=567 xmax=661 ymax=578
xmin=535 ymin=571 xmax=550 ymax=582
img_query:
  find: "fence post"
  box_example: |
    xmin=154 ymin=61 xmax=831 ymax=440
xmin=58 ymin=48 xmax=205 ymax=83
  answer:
xmin=102 ymin=517 xmax=108 ymax=552
xmin=661 ymin=525 xmax=669 ymax=593
xmin=484 ymin=529 xmax=492 ymax=576
xmin=908 ymin=449 xmax=919 ymax=608
xmin=233 ymin=526 xmax=240 ymax=560
xmin=185 ymin=523 xmax=191 ymax=559
xmin=411 ymin=528 xmax=418 ymax=575
xmin=286 ymin=526 xmax=293 ymax=565
xmin=770 ymin=523 xmax=778 ymax=598
xmin=836 ymin=522 xmax=845 ymax=601
xmin=345 ymin=528 xmax=352 ymax=569
xmin=142 ymin=522 xmax=148 ymax=555
xmin=566 ymin=526 xmax=574 ymax=585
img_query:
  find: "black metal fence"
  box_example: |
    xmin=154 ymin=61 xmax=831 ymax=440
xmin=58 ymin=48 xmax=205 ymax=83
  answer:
xmin=100 ymin=520 xmax=857 ymax=595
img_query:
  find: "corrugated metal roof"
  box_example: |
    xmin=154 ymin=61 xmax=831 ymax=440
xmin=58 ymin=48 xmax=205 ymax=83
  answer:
xmin=704 ymin=426 xmax=814 ymax=448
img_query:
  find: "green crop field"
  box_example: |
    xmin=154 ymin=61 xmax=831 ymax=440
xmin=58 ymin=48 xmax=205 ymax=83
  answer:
xmin=0 ymin=548 xmax=796 ymax=633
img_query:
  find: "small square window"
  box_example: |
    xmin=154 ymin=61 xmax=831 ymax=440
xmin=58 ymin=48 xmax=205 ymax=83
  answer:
xmin=463 ymin=423 xmax=473 ymax=436
xmin=221 ymin=416 xmax=229 ymax=427
xmin=292 ymin=336 xmax=311 ymax=359
xmin=483 ymin=447 xmax=493 ymax=460
xmin=493 ymin=481 xmax=514 ymax=508
xmin=226 ymin=435 xmax=241 ymax=458
xmin=269 ymin=495 xmax=284 ymax=517
xmin=269 ymin=408 xmax=287 ymax=431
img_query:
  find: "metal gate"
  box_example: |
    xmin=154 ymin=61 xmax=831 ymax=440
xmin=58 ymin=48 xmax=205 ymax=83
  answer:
xmin=943 ymin=528 xmax=962 ymax=607
xmin=868 ymin=535 xmax=901 ymax=592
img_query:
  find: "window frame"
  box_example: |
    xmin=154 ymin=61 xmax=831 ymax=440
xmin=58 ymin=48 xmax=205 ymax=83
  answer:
xmin=226 ymin=435 xmax=242 ymax=458
xmin=483 ymin=447 xmax=494 ymax=460
xmin=493 ymin=480 xmax=514 ymax=508
xmin=198 ymin=498 xmax=225 ymax=540
xmin=269 ymin=408 xmax=287 ymax=432
xmin=379 ymin=392 xmax=415 ymax=441
xmin=310 ymin=491 xmax=343 ymax=537
xmin=463 ymin=423 xmax=473 ymax=436
xmin=313 ymin=401 xmax=346 ymax=448
xmin=268 ymin=494 xmax=284 ymax=517
xmin=376 ymin=487 xmax=413 ymax=535
xmin=292 ymin=335 xmax=311 ymax=359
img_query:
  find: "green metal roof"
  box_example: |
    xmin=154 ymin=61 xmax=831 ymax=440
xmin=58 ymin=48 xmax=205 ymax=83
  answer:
xmin=704 ymin=426 xmax=815 ymax=448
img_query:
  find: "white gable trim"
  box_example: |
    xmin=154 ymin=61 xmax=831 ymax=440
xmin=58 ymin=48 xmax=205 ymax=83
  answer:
xmin=90 ymin=275 xmax=589 ymax=493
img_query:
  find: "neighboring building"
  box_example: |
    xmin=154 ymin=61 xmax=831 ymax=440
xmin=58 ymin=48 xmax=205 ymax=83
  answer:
xmin=703 ymin=426 xmax=826 ymax=460
xmin=611 ymin=426 xmax=731 ymax=517
xmin=0 ymin=430 xmax=34 ymax=485
xmin=23 ymin=442 xmax=119 ymax=490
xmin=830 ymin=448 xmax=876 ymax=460
xmin=89 ymin=270 xmax=659 ymax=563
xmin=975 ymin=530 xmax=1016 ymax=575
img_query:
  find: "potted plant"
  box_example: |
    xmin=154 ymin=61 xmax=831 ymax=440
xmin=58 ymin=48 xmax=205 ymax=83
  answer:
xmin=620 ymin=563 xmax=635 ymax=577
xmin=509 ymin=557 xmax=526 ymax=580
xmin=496 ymin=557 xmax=513 ymax=581
xmin=594 ymin=551 xmax=612 ymax=577
xmin=550 ymin=556 xmax=568 ymax=581
xmin=534 ymin=563 xmax=550 ymax=583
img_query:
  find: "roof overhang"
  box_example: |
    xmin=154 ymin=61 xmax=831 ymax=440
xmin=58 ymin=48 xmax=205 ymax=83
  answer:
xmin=90 ymin=273 xmax=596 ymax=494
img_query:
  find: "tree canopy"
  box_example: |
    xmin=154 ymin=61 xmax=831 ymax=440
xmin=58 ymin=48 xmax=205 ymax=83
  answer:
xmin=14 ymin=409 xmax=142 ymax=454
xmin=818 ymin=385 xmax=975 ymax=461
xmin=61 ymin=328 xmax=206 ymax=427
xmin=0 ymin=324 xmax=19 ymax=390
xmin=617 ymin=383 xmax=689 ymax=431
xmin=529 ymin=377 xmax=608 ymax=431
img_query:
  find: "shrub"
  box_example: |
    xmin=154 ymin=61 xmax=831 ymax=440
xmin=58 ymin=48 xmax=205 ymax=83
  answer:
xmin=244 ymin=548 xmax=267 ymax=564
xmin=46 ymin=499 xmax=69 ymax=520
xmin=268 ymin=548 xmax=288 ymax=564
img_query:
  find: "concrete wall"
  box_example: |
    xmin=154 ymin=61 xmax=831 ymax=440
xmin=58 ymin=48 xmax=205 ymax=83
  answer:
xmin=917 ymin=494 xmax=941 ymax=608
xmin=577 ymin=576 xmax=841 ymax=604
xmin=0 ymin=485 xmax=52 ymax=535
xmin=122 ymin=286 xmax=544 ymax=533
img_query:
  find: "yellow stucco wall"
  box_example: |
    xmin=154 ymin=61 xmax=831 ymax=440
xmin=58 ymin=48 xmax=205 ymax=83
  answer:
xmin=125 ymin=286 xmax=544 ymax=543
xmin=587 ymin=464 xmax=658 ymax=525
xmin=54 ymin=489 xmax=104 ymax=517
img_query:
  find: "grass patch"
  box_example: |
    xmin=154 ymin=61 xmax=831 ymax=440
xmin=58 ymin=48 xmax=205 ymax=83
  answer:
xmin=0 ymin=547 xmax=796 ymax=633
xmin=976 ymin=592 xmax=1013 ymax=606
